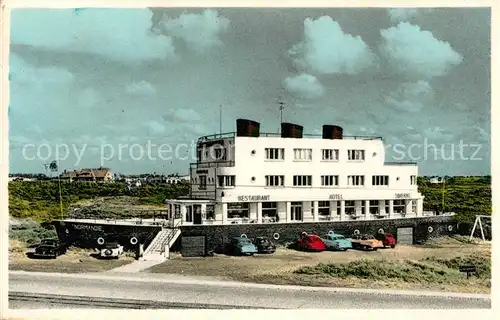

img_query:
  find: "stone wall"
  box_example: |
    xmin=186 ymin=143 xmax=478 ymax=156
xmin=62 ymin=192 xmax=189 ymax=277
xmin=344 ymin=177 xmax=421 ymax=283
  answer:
xmin=176 ymin=216 xmax=457 ymax=251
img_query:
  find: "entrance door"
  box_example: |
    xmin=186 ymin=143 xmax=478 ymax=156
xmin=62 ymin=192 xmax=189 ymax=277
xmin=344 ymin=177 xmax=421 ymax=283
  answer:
xmin=290 ymin=202 xmax=303 ymax=221
xmin=397 ymin=227 xmax=413 ymax=245
xmin=193 ymin=204 xmax=202 ymax=225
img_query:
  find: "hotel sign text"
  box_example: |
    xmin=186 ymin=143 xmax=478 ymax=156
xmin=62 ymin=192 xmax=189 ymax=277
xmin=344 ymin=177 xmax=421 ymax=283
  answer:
xmin=395 ymin=193 xmax=411 ymax=199
xmin=237 ymin=195 xmax=270 ymax=202
xmin=329 ymin=194 xmax=343 ymax=200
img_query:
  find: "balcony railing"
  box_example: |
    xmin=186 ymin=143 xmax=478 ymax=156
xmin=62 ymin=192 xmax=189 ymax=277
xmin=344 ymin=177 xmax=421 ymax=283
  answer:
xmin=384 ymin=161 xmax=418 ymax=166
xmin=190 ymin=160 xmax=235 ymax=169
xmin=197 ymin=131 xmax=383 ymax=141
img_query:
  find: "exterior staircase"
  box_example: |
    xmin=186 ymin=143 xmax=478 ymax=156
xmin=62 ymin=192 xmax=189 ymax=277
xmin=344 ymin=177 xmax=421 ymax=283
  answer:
xmin=140 ymin=220 xmax=181 ymax=262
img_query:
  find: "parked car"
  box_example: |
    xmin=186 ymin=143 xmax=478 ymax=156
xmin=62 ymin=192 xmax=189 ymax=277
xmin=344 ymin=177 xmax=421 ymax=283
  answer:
xmin=294 ymin=232 xmax=327 ymax=252
xmin=375 ymin=233 xmax=397 ymax=248
xmin=32 ymin=238 xmax=67 ymax=259
xmin=350 ymin=234 xmax=384 ymax=251
xmin=253 ymin=236 xmax=276 ymax=254
xmin=321 ymin=232 xmax=352 ymax=251
xmin=228 ymin=237 xmax=258 ymax=256
xmin=99 ymin=242 xmax=124 ymax=259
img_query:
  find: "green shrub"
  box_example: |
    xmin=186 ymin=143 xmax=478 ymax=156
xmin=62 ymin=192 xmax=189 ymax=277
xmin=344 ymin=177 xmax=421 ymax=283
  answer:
xmin=294 ymin=255 xmax=490 ymax=284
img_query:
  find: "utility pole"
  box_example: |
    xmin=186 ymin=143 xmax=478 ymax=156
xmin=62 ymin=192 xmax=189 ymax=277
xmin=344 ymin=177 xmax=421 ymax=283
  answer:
xmin=277 ymin=101 xmax=285 ymax=133
xmin=219 ymin=104 xmax=222 ymax=136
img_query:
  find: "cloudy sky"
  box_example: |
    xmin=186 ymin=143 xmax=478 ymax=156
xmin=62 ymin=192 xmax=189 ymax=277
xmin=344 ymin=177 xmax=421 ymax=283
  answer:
xmin=9 ymin=8 xmax=490 ymax=175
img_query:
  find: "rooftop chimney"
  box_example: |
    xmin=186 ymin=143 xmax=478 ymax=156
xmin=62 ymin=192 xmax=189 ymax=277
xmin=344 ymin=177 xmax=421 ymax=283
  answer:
xmin=322 ymin=125 xmax=343 ymax=139
xmin=236 ymin=119 xmax=260 ymax=137
xmin=281 ymin=122 xmax=303 ymax=138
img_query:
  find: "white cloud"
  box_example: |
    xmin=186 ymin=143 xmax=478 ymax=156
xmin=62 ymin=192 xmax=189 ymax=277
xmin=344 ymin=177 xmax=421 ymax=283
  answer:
xmin=10 ymin=54 xmax=74 ymax=89
xmin=282 ymin=74 xmax=325 ymax=100
xmin=288 ymin=16 xmax=375 ymax=75
xmin=163 ymin=109 xmax=202 ymax=122
xmin=126 ymin=81 xmax=157 ymax=96
xmin=77 ymin=87 xmax=101 ymax=108
xmin=159 ymin=9 xmax=230 ymax=53
xmin=379 ymin=22 xmax=463 ymax=79
xmin=387 ymin=8 xmax=419 ymax=23
xmin=147 ymin=120 xmax=166 ymax=134
xmin=11 ymin=9 xmax=176 ymax=63
xmin=385 ymin=80 xmax=433 ymax=112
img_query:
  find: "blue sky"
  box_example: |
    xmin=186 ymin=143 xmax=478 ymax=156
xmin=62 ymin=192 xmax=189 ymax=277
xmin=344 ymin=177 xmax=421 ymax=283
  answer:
xmin=8 ymin=8 xmax=490 ymax=175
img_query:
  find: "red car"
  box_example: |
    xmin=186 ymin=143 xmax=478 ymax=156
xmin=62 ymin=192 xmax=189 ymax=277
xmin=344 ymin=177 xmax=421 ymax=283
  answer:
xmin=375 ymin=233 xmax=397 ymax=248
xmin=295 ymin=232 xmax=327 ymax=252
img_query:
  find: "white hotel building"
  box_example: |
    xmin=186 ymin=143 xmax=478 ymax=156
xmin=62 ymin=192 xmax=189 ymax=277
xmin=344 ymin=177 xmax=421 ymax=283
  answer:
xmin=167 ymin=119 xmax=426 ymax=226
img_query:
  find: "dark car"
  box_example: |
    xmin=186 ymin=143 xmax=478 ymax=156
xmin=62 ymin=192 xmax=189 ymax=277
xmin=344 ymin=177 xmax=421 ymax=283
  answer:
xmin=32 ymin=238 xmax=67 ymax=259
xmin=227 ymin=237 xmax=258 ymax=256
xmin=253 ymin=236 xmax=276 ymax=254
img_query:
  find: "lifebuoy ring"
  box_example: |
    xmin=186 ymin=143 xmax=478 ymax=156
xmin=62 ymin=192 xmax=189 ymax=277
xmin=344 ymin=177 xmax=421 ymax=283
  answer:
xmin=97 ymin=237 xmax=105 ymax=245
xmin=240 ymin=234 xmax=247 ymax=238
xmin=328 ymin=230 xmax=334 ymax=235
xmin=428 ymin=226 xmax=434 ymax=233
xmin=448 ymin=225 xmax=453 ymax=232
xmin=353 ymin=229 xmax=360 ymax=235
xmin=104 ymin=249 xmax=112 ymax=256
xmin=273 ymin=233 xmax=280 ymax=240
xmin=378 ymin=228 xmax=384 ymax=234
xmin=130 ymin=237 xmax=138 ymax=245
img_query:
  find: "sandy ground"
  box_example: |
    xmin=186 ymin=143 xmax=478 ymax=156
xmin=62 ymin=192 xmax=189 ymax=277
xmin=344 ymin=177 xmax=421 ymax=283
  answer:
xmin=9 ymin=241 xmax=135 ymax=273
xmin=9 ymin=237 xmax=491 ymax=293
xmin=146 ymin=237 xmax=491 ymax=293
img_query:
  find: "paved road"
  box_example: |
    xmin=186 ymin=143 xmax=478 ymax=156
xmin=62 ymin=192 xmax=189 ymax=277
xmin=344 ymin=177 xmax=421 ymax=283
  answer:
xmin=9 ymin=271 xmax=491 ymax=309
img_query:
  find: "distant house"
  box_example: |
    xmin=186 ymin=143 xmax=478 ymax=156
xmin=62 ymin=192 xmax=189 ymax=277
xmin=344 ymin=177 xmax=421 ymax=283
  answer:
xmin=60 ymin=167 xmax=113 ymax=182
xmin=429 ymin=177 xmax=444 ymax=184
xmin=166 ymin=174 xmax=190 ymax=184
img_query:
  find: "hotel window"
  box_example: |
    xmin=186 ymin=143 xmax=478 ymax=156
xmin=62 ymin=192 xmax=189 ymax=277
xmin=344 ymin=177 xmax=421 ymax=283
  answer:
xmin=322 ymin=149 xmax=339 ymax=161
xmin=393 ymin=200 xmax=406 ymax=214
xmin=293 ymin=148 xmax=312 ymax=161
xmin=347 ymin=149 xmax=365 ymax=161
xmin=186 ymin=206 xmax=193 ymax=222
xmin=385 ymin=200 xmax=390 ymax=214
xmin=321 ymin=175 xmax=339 ymax=186
xmin=212 ymin=147 xmax=226 ymax=161
xmin=262 ymin=202 xmax=278 ymax=219
xmin=293 ymin=175 xmax=312 ymax=187
xmin=372 ymin=175 xmax=389 ymax=186
xmin=227 ymin=203 xmax=250 ymax=219
xmin=265 ymin=175 xmax=284 ymax=187
xmin=348 ymin=175 xmax=365 ymax=186
xmin=369 ymin=200 xmax=379 ymax=214
xmin=265 ymin=148 xmax=285 ymax=160
xmin=174 ymin=204 xmax=181 ymax=219
xmin=318 ymin=201 xmax=330 ymax=216
xmin=217 ymin=175 xmax=235 ymax=187
xmin=331 ymin=201 xmax=341 ymax=215
xmin=206 ymin=204 xmax=215 ymax=220
xmin=361 ymin=201 xmax=366 ymax=214
xmin=345 ymin=200 xmax=355 ymax=215
xmin=410 ymin=175 xmax=417 ymax=185
xmin=411 ymin=200 xmax=417 ymax=213
xmin=199 ymin=175 xmax=207 ymax=189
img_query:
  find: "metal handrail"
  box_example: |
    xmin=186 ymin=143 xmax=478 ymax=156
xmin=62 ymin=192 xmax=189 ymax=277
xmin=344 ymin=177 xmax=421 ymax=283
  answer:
xmin=159 ymin=220 xmax=182 ymax=254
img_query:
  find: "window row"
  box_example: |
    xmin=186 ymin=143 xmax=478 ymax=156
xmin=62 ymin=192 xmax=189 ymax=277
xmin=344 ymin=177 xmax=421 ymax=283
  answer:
xmin=194 ymin=175 xmax=417 ymax=188
xmin=224 ymin=200 xmax=417 ymax=219
xmin=264 ymin=148 xmax=364 ymax=161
